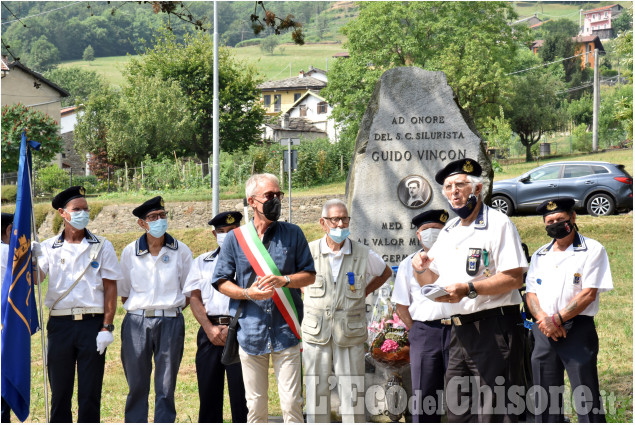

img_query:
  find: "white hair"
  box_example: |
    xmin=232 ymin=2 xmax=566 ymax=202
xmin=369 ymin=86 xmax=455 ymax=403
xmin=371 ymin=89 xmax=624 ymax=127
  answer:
xmin=245 ymin=173 xmax=279 ymax=199
xmin=321 ymin=199 xmax=348 ymax=217
xmin=442 ymin=174 xmax=483 ymax=201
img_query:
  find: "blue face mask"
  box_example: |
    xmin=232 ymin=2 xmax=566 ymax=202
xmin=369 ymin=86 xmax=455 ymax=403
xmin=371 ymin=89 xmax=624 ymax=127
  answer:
xmin=328 ymin=227 xmax=350 ymax=244
xmin=147 ymin=218 xmax=168 ymax=238
xmin=65 ymin=210 xmax=90 ymax=230
xmin=449 ymin=194 xmax=478 ymax=219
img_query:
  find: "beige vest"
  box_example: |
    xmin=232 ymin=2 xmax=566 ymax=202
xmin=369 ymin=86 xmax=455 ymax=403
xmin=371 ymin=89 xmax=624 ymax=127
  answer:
xmin=302 ymin=239 xmax=370 ymax=347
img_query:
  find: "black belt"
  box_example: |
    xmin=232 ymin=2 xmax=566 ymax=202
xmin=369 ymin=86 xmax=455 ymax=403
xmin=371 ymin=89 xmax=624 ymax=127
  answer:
xmin=49 ymin=313 xmax=103 ymax=321
xmin=421 ymin=318 xmax=452 ymax=326
xmin=207 ymin=315 xmax=232 ymax=325
xmin=451 ymin=305 xmax=519 ymax=326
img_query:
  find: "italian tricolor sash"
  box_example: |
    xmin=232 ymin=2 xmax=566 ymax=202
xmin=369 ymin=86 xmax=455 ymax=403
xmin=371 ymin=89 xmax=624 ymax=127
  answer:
xmin=233 ymin=222 xmax=302 ymax=340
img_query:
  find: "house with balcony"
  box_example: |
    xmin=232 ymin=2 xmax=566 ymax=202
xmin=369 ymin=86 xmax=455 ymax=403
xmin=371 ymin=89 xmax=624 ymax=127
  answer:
xmin=531 ymin=35 xmax=605 ymax=70
xmin=581 ymin=4 xmax=624 ymax=39
xmin=257 ymin=70 xmax=327 ymax=116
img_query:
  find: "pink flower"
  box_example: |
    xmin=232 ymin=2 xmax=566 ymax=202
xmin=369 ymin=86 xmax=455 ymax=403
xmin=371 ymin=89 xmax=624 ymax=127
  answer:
xmin=380 ymin=339 xmax=399 ymax=353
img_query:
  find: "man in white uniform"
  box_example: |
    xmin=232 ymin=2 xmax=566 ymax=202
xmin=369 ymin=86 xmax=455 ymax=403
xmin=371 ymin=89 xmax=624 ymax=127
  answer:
xmin=392 ymin=209 xmax=449 ymax=422
xmin=118 ymin=196 xmax=193 ymax=423
xmin=1 ymin=212 xmax=14 ymax=423
xmin=37 ymin=186 xmax=122 ymax=422
xmin=183 ymin=211 xmax=248 ymax=423
xmin=303 ymin=199 xmax=392 ymax=423
xmin=526 ymin=197 xmax=612 ymax=422
xmin=412 ymin=159 xmax=528 ymax=422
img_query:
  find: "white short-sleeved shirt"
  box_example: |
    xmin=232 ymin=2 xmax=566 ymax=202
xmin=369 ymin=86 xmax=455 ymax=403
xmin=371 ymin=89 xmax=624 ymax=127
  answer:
xmin=38 ymin=230 xmax=123 ymax=309
xmin=182 ymin=248 xmax=230 ymax=316
xmin=1 ymin=242 xmax=8 ymax=282
xmin=118 ymin=233 xmax=193 ymax=311
xmin=319 ymin=236 xmax=386 ymax=283
xmin=392 ymin=251 xmax=449 ymax=322
xmin=427 ymin=205 xmax=528 ymax=316
xmin=526 ymin=233 xmax=613 ymax=317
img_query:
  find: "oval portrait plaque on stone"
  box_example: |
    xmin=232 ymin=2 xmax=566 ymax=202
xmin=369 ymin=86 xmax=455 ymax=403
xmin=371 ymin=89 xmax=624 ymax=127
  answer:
xmin=398 ymin=175 xmax=431 ymax=209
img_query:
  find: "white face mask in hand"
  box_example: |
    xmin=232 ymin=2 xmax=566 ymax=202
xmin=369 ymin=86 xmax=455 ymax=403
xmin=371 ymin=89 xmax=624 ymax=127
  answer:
xmin=418 ymin=228 xmax=441 ymax=250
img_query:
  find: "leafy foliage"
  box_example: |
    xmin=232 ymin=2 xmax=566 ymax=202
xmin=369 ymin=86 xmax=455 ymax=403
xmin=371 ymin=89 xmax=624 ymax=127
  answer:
xmin=44 ymin=67 xmax=108 ymax=107
xmin=260 ymin=35 xmax=280 ymax=55
xmin=322 ymin=2 xmax=530 ymax=147
xmin=82 ymin=45 xmax=95 ymax=61
xmin=28 ymin=35 xmax=60 ymax=71
xmin=1 ymin=104 xmax=64 ymax=172
xmin=567 ymin=95 xmax=593 ymax=127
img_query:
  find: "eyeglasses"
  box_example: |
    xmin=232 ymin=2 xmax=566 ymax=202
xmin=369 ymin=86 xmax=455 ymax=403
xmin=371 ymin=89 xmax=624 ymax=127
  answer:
xmin=144 ymin=212 xmax=167 ymax=222
xmin=443 ymin=181 xmax=470 ymax=192
xmin=323 ymin=216 xmax=351 ymax=225
xmin=256 ymin=191 xmax=284 ymax=201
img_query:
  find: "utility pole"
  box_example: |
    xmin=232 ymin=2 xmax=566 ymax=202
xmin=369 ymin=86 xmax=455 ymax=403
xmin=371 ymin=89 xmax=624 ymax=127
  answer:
xmin=212 ymin=0 xmax=220 ymax=216
xmin=592 ymin=48 xmax=600 ymax=152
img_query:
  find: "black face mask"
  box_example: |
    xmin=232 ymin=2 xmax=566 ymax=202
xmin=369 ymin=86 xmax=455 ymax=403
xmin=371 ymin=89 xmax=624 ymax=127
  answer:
xmin=449 ymin=194 xmax=478 ymax=219
xmin=545 ymin=219 xmax=574 ymax=239
xmin=261 ymin=197 xmax=281 ymax=222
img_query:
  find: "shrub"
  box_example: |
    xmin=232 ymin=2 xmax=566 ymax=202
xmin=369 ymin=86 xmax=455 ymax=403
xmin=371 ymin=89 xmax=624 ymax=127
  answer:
xmin=36 ymin=165 xmax=69 ymax=193
xmin=1 ymin=185 xmax=17 ymax=203
xmin=572 ymin=124 xmax=593 ymax=153
xmin=72 ymin=175 xmax=99 ymax=192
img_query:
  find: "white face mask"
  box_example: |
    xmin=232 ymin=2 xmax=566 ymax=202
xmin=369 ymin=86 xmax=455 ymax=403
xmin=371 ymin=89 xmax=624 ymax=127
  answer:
xmin=65 ymin=210 xmax=90 ymax=230
xmin=418 ymin=228 xmax=441 ymax=250
xmin=216 ymin=232 xmax=228 ymax=248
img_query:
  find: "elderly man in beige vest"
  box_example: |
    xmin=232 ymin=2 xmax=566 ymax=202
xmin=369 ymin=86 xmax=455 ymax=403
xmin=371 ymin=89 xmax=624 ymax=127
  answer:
xmin=303 ymin=199 xmax=392 ymax=423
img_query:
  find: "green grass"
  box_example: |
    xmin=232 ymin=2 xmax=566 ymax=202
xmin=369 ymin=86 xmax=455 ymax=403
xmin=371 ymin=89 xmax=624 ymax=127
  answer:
xmin=59 ymin=43 xmax=346 ymax=87
xmin=512 ymin=1 xmax=630 ymax=20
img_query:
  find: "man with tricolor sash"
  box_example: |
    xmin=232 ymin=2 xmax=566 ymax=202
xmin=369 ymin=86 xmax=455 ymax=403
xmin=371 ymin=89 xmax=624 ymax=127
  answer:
xmin=303 ymin=199 xmax=392 ymax=422
xmin=213 ymin=173 xmax=316 ymax=423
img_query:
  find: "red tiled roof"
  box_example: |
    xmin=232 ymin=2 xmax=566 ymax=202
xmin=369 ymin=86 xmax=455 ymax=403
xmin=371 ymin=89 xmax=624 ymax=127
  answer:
xmin=1 ymin=56 xmax=9 ymax=71
xmin=61 ymin=106 xmax=77 ymax=116
xmin=583 ymin=4 xmax=620 ymax=14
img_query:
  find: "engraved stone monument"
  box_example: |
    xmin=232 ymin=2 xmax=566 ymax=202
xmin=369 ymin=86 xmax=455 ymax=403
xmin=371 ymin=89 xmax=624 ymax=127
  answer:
xmin=346 ymin=67 xmax=493 ymax=266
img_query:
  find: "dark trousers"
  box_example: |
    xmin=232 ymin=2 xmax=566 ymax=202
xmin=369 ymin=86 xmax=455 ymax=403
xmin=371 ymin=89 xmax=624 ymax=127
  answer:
xmin=445 ymin=309 xmax=524 ymax=422
xmin=408 ymin=320 xmax=451 ymax=423
xmin=1 ymin=397 xmax=10 ymax=423
xmin=47 ymin=314 xmax=105 ymax=423
xmin=531 ymin=315 xmax=605 ymax=423
xmin=195 ymin=326 xmax=248 ymax=423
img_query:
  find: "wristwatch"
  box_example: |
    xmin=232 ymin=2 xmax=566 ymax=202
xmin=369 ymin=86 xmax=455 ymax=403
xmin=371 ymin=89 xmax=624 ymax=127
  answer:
xmin=467 ymin=282 xmax=478 ymax=299
xmin=283 ymin=275 xmax=291 ymax=287
xmin=102 ymin=323 xmax=115 ymax=332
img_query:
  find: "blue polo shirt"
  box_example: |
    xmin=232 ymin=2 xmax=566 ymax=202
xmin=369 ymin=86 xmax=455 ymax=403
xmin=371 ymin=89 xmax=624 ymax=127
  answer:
xmin=212 ymin=220 xmax=315 ymax=355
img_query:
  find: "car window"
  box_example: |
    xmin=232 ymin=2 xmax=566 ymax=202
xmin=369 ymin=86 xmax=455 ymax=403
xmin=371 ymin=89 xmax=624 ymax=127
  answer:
xmin=563 ymin=164 xmax=593 ymax=178
xmin=528 ymin=165 xmax=561 ymax=181
xmin=591 ymin=165 xmax=610 ymax=174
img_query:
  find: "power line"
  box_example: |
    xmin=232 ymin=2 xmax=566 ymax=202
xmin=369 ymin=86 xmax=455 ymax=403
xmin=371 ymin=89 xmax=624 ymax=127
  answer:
xmin=2 ymin=1 xmax=82 ymax=25
xmin=1 ymin=3 xmax=27 ymax=27
xmin=505 ymin=52 xmax=585 ymax=76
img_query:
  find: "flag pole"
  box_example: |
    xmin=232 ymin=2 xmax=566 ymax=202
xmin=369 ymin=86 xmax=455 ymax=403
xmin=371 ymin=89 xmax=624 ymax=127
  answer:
xmin=25 ymin=148 xmax=49 ymax=423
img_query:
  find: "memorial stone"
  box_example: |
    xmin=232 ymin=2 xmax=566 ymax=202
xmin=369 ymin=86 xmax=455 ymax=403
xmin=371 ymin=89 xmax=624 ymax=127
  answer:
xmin=346 ymin=67 xmax=493 ymax=266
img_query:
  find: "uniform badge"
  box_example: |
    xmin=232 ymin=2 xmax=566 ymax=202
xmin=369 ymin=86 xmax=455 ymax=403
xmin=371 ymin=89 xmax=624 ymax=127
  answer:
xmin=440 ymin=212 xmax=448 ymax=223
xmin=160 ymin=198 xmax=165 ymax=207
xmin=346 ymin=272 xmax=356 ymax=292
xmin=546 ymin=201 xmax=557 ymax=211
xmin=61 ymin=258 xmax=65 ymax=264
xmin=463 ymin=160 xmax=474 ymax=173
xmin=536 ymin=278 xmax=542 ymax=285
xmin=573 ymin=273 xmax=581 ymax=285
xmin=162 ymin=254 xmax=170 ymax=263
xmin=90 ymin=261 xmax=99 ymax=268
xmin=466 ymin=248 xmax=482 ymax=276
xmin=226 ymin=214 xmax=235 ymax=224
xmin=79 ymin=187 xmax=86 ymax=196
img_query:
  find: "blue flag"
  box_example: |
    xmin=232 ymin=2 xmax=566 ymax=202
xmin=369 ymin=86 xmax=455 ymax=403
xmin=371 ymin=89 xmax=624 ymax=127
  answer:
xmin=1 ymin=131 xmax=41 ymax=422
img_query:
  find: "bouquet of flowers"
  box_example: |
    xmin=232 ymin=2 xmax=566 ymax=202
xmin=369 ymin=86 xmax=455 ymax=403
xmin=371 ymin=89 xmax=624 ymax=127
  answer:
xmin=368 ymin=312 xmax=410 ymax=367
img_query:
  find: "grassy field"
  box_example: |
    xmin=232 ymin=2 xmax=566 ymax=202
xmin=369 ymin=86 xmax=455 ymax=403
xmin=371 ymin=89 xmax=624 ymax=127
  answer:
xmin=59 ymin=43 xmax=345 ymax=87
xmin=512 ymin=1 xmax=630 ymax=20
xmin=20 ymin=213 xmax=632 ymax=423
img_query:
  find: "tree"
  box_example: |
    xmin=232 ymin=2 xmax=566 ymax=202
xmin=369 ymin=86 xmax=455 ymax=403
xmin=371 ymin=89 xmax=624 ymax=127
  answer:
xmin=44 ymin=67 xmax=108 ymax=107
xmin=260 ymin=35 xmax=280 ymax=55
xmin=505 ymin=70 xmax=565 ymax=161
xmin=82 ymin=45 xmax=95 ymax=62
xmin=483 ymin=107 xmax=514 ymax=156
xmin=613 ymin=9 xmax=633 ymax=34
xmin=322 ymin=2 xmax=530 ymax=147
xmin=28 ymin=35 xmax=60 ymax=72
xmin=567 ymin=95 xmax=593 ymax=127
xmin=1 ymin=104 xmax=64 ymax=172
xmin=76 ymin=29 xmax=265 ymax=165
